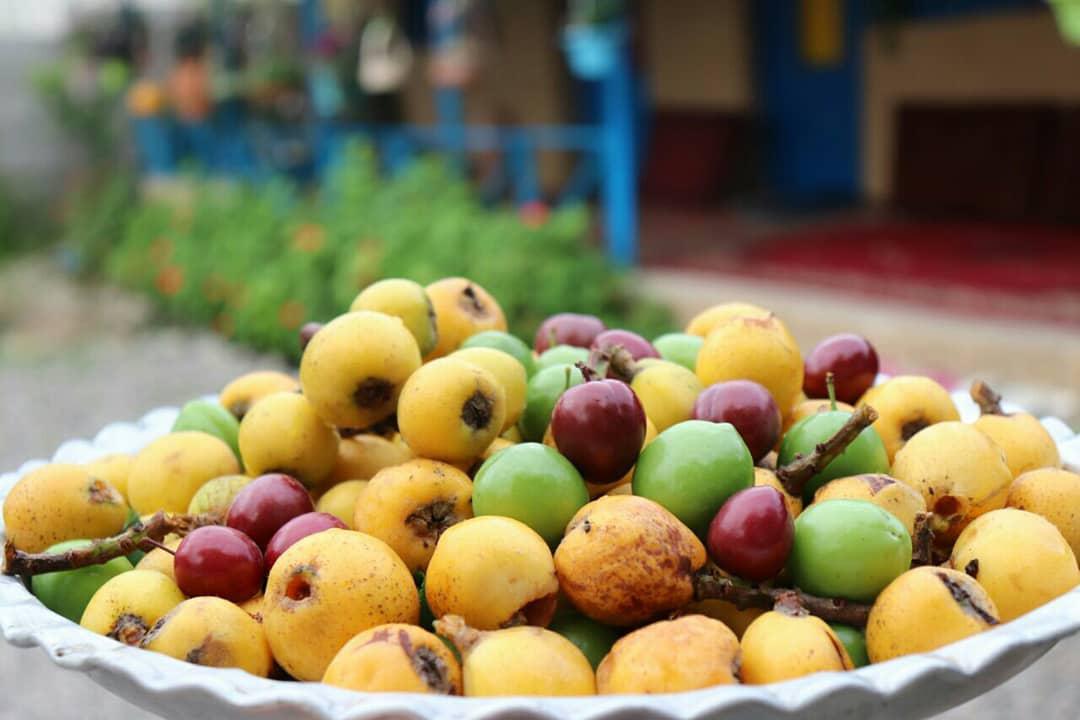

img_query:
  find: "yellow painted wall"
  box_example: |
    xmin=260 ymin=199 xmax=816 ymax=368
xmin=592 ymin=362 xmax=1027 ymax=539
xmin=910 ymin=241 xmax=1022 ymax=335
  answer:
xmin=640 ymin=0 xmax=755 ymax=110
xmin=863 ymin=9 xmax=1080 ymax=203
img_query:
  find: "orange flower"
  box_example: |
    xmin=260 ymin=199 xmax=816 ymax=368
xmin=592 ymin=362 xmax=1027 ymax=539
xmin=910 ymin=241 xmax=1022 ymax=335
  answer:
xmin=292 ymin=223 xmax=326 ymax=253
xmin=155 ymin=266 xmax=184 ymax=296
xmin=278 ymin=300 xmax=306 ymax=330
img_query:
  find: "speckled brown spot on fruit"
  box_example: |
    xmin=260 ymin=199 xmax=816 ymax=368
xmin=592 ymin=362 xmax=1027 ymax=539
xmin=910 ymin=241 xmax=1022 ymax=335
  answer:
xmin=862 ymin=474 xmax=894 ymax=494
xmin=964 ymin=559 xmax=980 ymax=578
xmin=109 ymin=614 xmax=150 ymax=646
xmin=901 ymin=418 xmax=929 ymax=441
xmin=354 ymin=377 xmax=394 ymax=408
xmin=937 ymin=571 xmax=998 ymax=625
xmin=88 ymin=478 xmax=121 ymax=505
xmin=458 ymin=285 xmax=488 ymax=318
xmin=461 ymin=391 xmax=494 ymax=431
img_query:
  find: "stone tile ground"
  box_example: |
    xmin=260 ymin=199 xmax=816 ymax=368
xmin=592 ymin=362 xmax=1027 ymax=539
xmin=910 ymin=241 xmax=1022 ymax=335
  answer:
xmin=1 ymin=258 xmax=1077 ymax=719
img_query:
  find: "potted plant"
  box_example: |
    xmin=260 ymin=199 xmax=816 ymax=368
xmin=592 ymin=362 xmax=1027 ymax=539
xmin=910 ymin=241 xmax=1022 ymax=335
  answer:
xmin=561 ymin=0 xmax=627 ymax=80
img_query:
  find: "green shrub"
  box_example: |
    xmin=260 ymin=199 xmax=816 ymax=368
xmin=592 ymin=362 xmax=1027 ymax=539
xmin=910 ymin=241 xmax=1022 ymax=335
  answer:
xmin=104 ymin=142 xmax=673 ymax=359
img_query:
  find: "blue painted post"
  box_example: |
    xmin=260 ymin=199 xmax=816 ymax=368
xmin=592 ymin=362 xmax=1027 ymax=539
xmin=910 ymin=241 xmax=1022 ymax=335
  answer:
xmin=435 ymin=87 xmax=466 ymax=174
xmin=599 ymin=46 xmax=638 ymax=266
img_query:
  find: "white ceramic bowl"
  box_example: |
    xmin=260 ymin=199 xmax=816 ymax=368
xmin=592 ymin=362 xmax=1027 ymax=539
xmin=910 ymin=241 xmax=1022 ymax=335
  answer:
xmin=2 ymin=396 xmax=1079 ymax=720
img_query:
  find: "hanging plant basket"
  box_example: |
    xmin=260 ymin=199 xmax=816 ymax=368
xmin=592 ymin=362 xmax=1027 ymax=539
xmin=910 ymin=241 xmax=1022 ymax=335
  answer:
xmin=1051 ymin=1 xmax=1080 ymax=45
xmin=561 ymin=22 xmax=626 ymax=80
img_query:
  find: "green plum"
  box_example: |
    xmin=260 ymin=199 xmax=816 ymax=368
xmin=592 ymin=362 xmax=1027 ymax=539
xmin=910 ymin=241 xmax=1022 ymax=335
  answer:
xmin=632 ymin=420 xmax=754 ymax=537
xmin=31 ymin=539 xmax=133 ymax=622
xmin=549 ymin=608 xmax=622 ymax=670
xmin=461 ymin=330 xmax=537 ymax=377
xmin=518 ymin=363 xmax=585 ymax=441
xmin=472 ymin=442 xmax=589 ymax=545
xmin=172 ymin=399 xmax=241 ymax=460
xmin=829 ymin=623 xmax=870 ymax=667
xmin=535 ymin=345 xmax=590 ymax=372
xmin=778 ymin=410 xmax=889 ymax=501
xmin=788 ymin=499 xmax=911 ymax=603
xmin=414 ymin=571 xmax=436 ymax=632
xmin=652 ymin=333 xmax=704 ymax=371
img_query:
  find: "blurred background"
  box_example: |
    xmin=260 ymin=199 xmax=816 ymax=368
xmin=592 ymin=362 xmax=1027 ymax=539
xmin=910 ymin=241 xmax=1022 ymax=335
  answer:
xmin=1 ymin=1 xmax=1079 ymax=718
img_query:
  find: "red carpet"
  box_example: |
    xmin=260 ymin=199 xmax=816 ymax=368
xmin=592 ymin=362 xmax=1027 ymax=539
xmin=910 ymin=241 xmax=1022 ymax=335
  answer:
xmin=644 ymin=215 xmax=1080 ymax=327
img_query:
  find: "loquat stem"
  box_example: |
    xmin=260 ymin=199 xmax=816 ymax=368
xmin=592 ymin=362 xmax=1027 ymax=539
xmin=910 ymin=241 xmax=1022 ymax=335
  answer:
xmin=2 ymin=511 xmax=220 ymax=577
xmin=970 ymin=380 xmax=1004 ymax=416
xmin=693 ymin=566 xmax=872 ymax=627
xmin=775 ymin=405 xmax=879 ymax=498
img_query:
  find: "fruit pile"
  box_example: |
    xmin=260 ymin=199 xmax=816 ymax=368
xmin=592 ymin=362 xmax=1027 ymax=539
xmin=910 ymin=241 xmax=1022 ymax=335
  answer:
xmin=3 ymin=276 xmax=1078 ymax=697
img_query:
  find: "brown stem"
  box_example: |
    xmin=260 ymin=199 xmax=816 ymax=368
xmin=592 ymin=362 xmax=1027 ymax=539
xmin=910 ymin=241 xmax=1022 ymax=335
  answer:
xmin=2 ymin=512 xmax=220 ymax=577
xmin=970 ymin=380 xmax=1004 ymax=416
xmin=574 ymin=361 xmax=601 ymax=383
xmin=775 ymin=404 xmax=880 ymax=497
xmin=910 ymin=512 xmax=935 ymax=567
xmin=587 ymin=345 xmax=637 ymax=383
xmin=693 ymin=567 xmax=872 ymax=627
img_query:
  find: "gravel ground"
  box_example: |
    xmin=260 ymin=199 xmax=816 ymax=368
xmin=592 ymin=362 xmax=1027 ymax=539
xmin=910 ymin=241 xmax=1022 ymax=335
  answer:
xmin=1 ymin=258 xmax=1077 ymax=719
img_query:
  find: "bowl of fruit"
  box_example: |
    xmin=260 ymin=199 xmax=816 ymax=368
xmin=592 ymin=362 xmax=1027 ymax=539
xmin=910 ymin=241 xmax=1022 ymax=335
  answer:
xmin=2 ymin=277 xmax=1080 ymax=720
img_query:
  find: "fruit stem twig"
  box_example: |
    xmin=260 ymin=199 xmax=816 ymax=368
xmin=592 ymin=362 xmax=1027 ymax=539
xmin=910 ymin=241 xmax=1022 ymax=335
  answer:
xmin=970 ymin=380 xmax=1004 ymax=416
xmin=2 ymin=511 xmax=220 ymax=577
xmin=775 ymin=405 xmax=879 ymax=497
xmin=693 ymin=566 xmax=872 ymax=627
xmin=910 ymin=512 xmax=935 ymax=567
xmin=589 ymin=345 xmax=637 ymax=383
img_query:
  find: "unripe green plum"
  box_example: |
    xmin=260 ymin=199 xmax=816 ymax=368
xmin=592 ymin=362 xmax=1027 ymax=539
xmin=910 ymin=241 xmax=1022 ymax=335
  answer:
xmin=518 ymin=364 xmax=584 ymax=441
xmin=778 ymin=410 xmax=890 ymax=501
xmin=472 ymin=443 xmax=589 ymax=545
xmin=652 ymin=333 xmax=703 ymax=371
xmin=171 ymin=400 xmax=241 ymax=460
xmin=632 ymin=420 xmax=753 ymax=537
xmin=32 ymin=540 xmax=134 ymax=622
xmin=535 ymin=345 xmax=590 ymax=372
xmin=548 ymin=608 xmax=622 ymax=670
xmin=461 ymin=331 xmax=537 ymax=377
xmin=788 ymin=499 xmax=911 ymax=602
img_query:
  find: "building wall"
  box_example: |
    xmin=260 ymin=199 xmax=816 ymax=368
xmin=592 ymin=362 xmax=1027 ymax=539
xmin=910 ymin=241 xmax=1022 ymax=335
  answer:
xmin=400 ymin=0 xmax=573 ymax=193
xmin=640 ymin=0 xmax=754 ymax=111
xmin=863 ymin=9 xmax=1080 ymax=203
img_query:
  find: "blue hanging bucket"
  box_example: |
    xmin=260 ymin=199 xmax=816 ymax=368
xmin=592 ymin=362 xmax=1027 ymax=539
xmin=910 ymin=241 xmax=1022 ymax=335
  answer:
xmin=562 ymin=23 xmax=626 ymax=80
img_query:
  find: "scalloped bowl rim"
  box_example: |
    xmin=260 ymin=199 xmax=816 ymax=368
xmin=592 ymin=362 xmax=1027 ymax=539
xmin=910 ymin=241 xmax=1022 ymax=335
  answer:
xmin=0 ymin=394 xmax=1077 ymax=720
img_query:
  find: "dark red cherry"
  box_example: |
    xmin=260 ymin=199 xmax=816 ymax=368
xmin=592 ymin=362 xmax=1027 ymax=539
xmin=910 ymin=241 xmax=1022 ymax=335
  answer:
xmin=692 ymin=380 xmax=781 ymax=463
xmin=174 ymin=526 xmax=264 ymax=602
xmin=226 ymin=473 xmax=315 ymax=550
xmin=803 ymin=334 xmax=879 ymax=404
xmin=534 ymin=313 xmax=606 ymax=353
xmin=299 ymin=322 xmax=323 ymax=350
xmin=551 ymin=379 xmax=646 ymax=484
xmin=264 ymin=512 xmax=347 ymax=570
xmin=706 ymin=486 xmax=793 ymax=582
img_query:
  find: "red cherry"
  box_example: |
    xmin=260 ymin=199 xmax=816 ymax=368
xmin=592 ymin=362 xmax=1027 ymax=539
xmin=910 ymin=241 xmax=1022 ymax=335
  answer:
xmin=551 ymin=379 xmax=646 ymax=484
xmin=590 ymin=329 xmax=660 ymax=361
xmin=706 ymin=486 xmax=793 ymax=582
xmin=226 ymin=473 xmax=315 ymax=549
xmin=692 ymin=381 xmax=781 ymax=463
xmin=174 ymin=526 xmax=264 ymax=602
xmin=299 ymin=322 xmax=323 ymax=350
xmin=803 ymin=334 xmax=879 ymax=404
xmin=264 ymin=512 xmax=347 ymax=570
xmin=534 ymin=313 xmax=606 ymax=353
